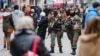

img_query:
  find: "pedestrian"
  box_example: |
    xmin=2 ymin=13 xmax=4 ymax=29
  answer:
xmin=12 ymin=5 xmax=24 ymax=28
xmin=77 ymin=17 xmax=100 ymax=56
xmin=75 ymin=5 xmax=80 ymax=17
xmin=65 ymin=6 xmax=70 ymax=16
xmin=43 ymin=5 xmax=51 ymax=16
xmin=3 ymin=8 xmax=14 ymax=50
xmin=30 ymin=9 xmax=38 ymax=29
xmin=35 ymin=6 xmax=42 ymax=20
xmin=82 ymin=5 xmax=88 ymax=29
xmin=60 ymin=8 xmax=67 ymax=21
xmin=49 ymin=10 xmax=63 ymax=53
xmin=48 ymin=10 xmax=55 ymax=39
xmin=37 ymin=12 xmax=48 ymax=41
xmin=84 ymin=2 xmax=100 ymax=27
xmin=10 ymin=16 xmax=50 ymax=56
xmin=47 ymin=10 xmax=54 ymax=21
xmin=24 ymin=5 xmax=31 ymax=16
xmin=66 ymin=7 xmax=81 ymax=55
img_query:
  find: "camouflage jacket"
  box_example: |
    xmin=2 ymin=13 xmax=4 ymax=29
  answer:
xmin=65 ymin=15 xmax=81 ymax=31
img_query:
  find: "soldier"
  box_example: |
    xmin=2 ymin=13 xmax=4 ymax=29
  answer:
xmin=48 ymin=11 xmax=56 ymax=53
xmin=66 ymin=8 xmax=81 ymax=55
xmin=48 ymin=9 xmax=63 ymax=53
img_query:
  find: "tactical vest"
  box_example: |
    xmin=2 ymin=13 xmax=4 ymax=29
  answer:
xmin=66 ymin=15 xmax=81 ymax=30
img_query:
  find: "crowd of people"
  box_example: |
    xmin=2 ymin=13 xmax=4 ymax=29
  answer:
xmin=0 ymin=1 xmax=100 ymax=56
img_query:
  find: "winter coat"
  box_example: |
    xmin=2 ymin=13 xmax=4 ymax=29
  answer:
xmin=38 ymin=17 xmax=48 ymax=32
xmin=10 ymin=29 xmax=50 ymax=56
xmin=77 ymin=34 xmax=100 ymax=56
xmin=12 ymin=10 xmax=24 ymax=25
xmin=3 ymin=12 xmax=14 ymax=33
xmin=38 ymin=17 xmax=48 ymax=40
xmin=85 ymin=7 xmax=98 ymax=25
xmin=30 ymin=12 xmax=38 ymax=29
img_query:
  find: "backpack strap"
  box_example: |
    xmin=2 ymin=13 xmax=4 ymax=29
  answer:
xmin=32 ymin=35 xmax=38 ymax=56
xmin=23 ymin=35 xmax=38 ymax=56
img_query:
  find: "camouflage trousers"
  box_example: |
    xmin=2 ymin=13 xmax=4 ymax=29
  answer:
xmin=50 ymin=30 xmax=63 ymax=48
xmin=67 ymin=30 xmax=80 ymax=49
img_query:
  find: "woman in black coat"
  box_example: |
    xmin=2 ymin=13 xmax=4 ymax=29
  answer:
xmin=38 ymin=12 xmax=48 ymax=41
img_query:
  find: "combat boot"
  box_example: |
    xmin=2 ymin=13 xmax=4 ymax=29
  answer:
xmin=71 ymin=48 xmax=76 ymax=55
xmin=59 ymin=47 xmax=63 ymax=53
xmin=49 ymin=47 xmax=54 ymax=53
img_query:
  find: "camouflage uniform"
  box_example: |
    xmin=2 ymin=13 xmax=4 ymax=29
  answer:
xmin=48 ymin=16 xmax=63 ymax=53
xmin=66 ymin=15 xmax=81 ymax=54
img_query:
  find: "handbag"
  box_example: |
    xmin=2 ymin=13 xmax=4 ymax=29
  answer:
xmin=23 ymin=35 xmax=38 ymax=56
xmin=7 ymin=28 xmax=13 ymax=33
xmin=35 ymin=26 xmax=39 ymax=34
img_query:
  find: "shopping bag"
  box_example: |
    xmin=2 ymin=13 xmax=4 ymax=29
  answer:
xmin=35 ymin=26 xmax=39 ymax=34
xmin=7 ymin=28 xmax=13 ymax=33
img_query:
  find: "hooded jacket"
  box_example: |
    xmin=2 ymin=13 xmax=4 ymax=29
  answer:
xmin=77 ymin=34 xmax=100 ymax=56
xmin=85 ymin=7 xmax=98 ymax=25
xmin=3 ymin=12 xmax=14 ymax=32
xmin=12 ymin=10 xmax=24 ymax=25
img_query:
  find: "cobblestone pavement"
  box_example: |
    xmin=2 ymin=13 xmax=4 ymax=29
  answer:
xmin=0 ymin=23 xmax=77 ymax=56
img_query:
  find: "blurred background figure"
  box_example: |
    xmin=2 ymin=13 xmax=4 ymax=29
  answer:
xmin=59 ymin=8 xmax=67 ymax=22
xmin=75 ymin=5 xmax=80 ymax=17
xmin=82 ymin=5 xmax=88 ymax=29
xmin=24 ymin=5 xmax=31 ymax=16
xmin=3 ymin=8 xmax=14 ymax=50
xmin=10 ymin=16 xmax=50 ymax=56
xmin=77 ymin=17 xmax=100 ymax=56
xmin=30 ymin=9 xmax=38 ymax=29
xmin=35 ymin=6 xmax=42 ymax=20
xmin=43 ymin=5 xmax=51 ymax=16
xmin=84 ymin=2 xmax=100 ymax=28
xmin=12 ymin=5 xmax=24 ymax=28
